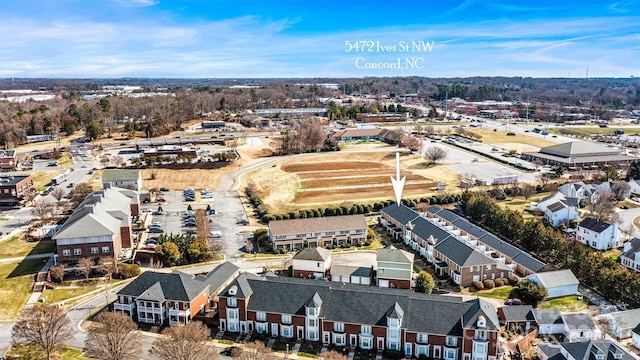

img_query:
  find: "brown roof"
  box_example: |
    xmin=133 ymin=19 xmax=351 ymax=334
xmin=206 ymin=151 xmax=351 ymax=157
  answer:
xmin=269 ymin=215 xmax=367 ymax=237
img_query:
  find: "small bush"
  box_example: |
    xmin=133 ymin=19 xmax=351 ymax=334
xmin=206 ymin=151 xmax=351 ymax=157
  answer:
xmin=473 ymin=281 xmax=484 ymax=291
xmin=364 ymin=241 xmax=371 ymax=246
xmin=116 ymin=263 xmax=141 ymax=279
xmin=494 ymin=278 xmax=505 ymax=287
xmin=483 ymin=279 xmax=495 ymax=289
xmin=383 ymin=349 xmax=404 ymax=360
xmin=508 ymin=275 xmax=519 ymax=285
xmin=339 ymin=243 xmax=351 ymax=249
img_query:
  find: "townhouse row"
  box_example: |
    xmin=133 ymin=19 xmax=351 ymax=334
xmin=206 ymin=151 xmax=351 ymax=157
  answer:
xmin=380 ymin=204 xmax=548 ymax=288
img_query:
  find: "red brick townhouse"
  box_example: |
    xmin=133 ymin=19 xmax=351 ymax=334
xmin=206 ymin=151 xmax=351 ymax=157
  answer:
xmin=0 ymin=175 xmax=34 ymax=207
xmin=268 ymin=215 xmax=367 ymax=251
xmin=113 ymin=262 xmax=240 ymax=326
xmin=219 ymin=274 xmax=501 ymax=359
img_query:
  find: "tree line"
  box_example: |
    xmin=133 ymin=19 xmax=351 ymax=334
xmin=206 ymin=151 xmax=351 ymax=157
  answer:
xmin=461 ymin=192 xmax=640 ymax=308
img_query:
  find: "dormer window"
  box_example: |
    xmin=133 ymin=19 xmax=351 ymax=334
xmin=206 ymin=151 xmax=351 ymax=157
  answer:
xmin=613 ymin=354 xmax=623 ymax=360
xmin=595 ymin=355 xmax=604 ymax=360
xmin=227 ymin=298 xmax=237 ymax=307
xmin=477 ymin=315 xmax=486 ymax=328
xmin=228 ymin=285 xmax=237 ymax=296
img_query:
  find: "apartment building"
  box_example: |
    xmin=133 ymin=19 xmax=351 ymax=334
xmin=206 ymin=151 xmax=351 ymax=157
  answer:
xmin=114 ymin=262 xmax=240 ymax=326
xmin=219 ymin=273 xmax=501 ymax=359
xmin=268 ymin=215 xmax=367 ymax=251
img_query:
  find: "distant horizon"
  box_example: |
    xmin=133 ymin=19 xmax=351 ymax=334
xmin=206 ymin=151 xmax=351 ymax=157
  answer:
xmin=1 ymin=0 xmax=638 ymax=78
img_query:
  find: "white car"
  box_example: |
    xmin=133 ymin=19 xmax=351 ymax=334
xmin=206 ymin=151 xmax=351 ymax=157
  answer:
xmin=141 ymin=208 xmax=152 ymax=213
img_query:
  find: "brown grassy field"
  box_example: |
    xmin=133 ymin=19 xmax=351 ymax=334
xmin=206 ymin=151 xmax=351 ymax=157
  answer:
xmin=246 ymin=150 xmax=445 ymax=212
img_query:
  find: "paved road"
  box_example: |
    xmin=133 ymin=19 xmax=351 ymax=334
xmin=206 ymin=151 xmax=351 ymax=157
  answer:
xmin=616 ymin=207 xmax=640 ymax=236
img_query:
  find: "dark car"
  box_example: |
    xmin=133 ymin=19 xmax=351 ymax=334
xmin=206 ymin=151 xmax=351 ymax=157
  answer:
xmin=220 ymin=347 xmax=241 ymax=357
xmin=160 ymin=187 xmax=170 ymax=192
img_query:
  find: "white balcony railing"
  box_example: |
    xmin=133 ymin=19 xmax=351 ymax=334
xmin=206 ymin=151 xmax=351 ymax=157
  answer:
xmin=138 ymin=305 xmax=165 ymax=314
xmin=113 ymin=302 xmax=135 ymax=312
xmin=169 ymin=308 xmax=190 ymax=317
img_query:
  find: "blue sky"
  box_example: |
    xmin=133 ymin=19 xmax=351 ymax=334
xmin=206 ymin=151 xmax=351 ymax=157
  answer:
xmin=1 ymin=0 xmax=638 ymax=78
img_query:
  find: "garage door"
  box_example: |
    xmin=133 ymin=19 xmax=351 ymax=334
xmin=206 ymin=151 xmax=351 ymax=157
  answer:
xmin=350 ymin=276 xmax=360 ymax=285
xmin=379 ymin=279 xmax=389 ymax=288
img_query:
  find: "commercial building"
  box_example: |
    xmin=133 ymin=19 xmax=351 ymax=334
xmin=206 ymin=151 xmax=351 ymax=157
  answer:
xmin=0 ymin=175 xmax=34 ymax=207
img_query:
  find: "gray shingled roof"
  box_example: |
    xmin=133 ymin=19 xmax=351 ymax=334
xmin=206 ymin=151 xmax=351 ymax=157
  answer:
xmin=579 ymin=218 xmax=613 ymax=233
xmin=199 ymin=262 xmax=240 ymax=292
xmin=561 ymin=341 xmax=635 ymax=360
xmin=293 ymin=247 xmax=332 ymax=262
xmin=537 ymin=344 xmax=565 ymax=360
xmin=117 ymin=270 xmax=207 ymax=302
xmin=53 ymin=204 xmax=122 ymax=239
xmin=410 ymin=217 xmax=453 ymax=245
xmin=331 ymin=265 xmax=373 ymax=278
xmin=269 ymin=215 xmax=367 ymax=237
xmin=622 ymin=238 xmax=640 ymax=258
xmin=563 ymin=313 xmax=598 ymax=331
xmin=377 ymin=248 xmax=414 ymax=264
xmin=425 ymin=207 xmax=546 ymax=272
xmin=529 ymin=270 xmax=579 ymax=288
xmin=381 ymin=204 xmax=421 ymax=226
xmin=541 ymin=141 xmax=619 ymax=158
xmin=434 ymin=236 xmax=496 ymax=267
xmin=500 ymin=305 xmax=534 ymax=322
xmin=547 ymin=201 xmax=567 ymax=212
xmin=532 ymin=309 xmax=563 ymax=325
xmin=603 ymin=309 xmax=640 ymax=332
xmin=229 ymin=274 xmax=499 ymax=335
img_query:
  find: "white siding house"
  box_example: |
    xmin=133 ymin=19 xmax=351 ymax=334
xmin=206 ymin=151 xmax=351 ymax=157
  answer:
xmin=562 ymin=313 xmax=601 ymax=342
xmin=291 ymin=247 xmax=332 ymax=279
xmin=620 ymin=238 xmax=640 ymax=273
xmin=577 ymin=218 xmax=622 ymax=250
xmin=526 ymin=270 xmax=579 ymax=299
xmin=544 ymin=201 xmax=578 ymax=228
xmin=598 ymin=309 xmax=640 ymax=340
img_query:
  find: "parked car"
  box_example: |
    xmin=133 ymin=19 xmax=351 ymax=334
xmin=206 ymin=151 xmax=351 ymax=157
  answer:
xmin=141 ymin=208 xmax=152 ymax=213
xmin=148 ymin=228 xmax=164 ymax=233
xmin=160 ymin=187 xmax=170 ymax=192
xmin=152 ymin=211 xmax=164 ymax=215
xmin=504 ymin=298 xmax=523 ymax=305
xmin=237 ymin=219 xmax=249 ymax=225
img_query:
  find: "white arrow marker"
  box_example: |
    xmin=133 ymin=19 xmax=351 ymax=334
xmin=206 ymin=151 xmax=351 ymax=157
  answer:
xmin=390 ymin=152 xmax=405 ymax=206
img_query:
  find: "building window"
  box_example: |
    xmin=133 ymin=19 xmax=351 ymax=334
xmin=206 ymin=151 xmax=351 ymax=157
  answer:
xmin=445 ymin=348 xmax=458 ymax=360
xmin=282 ymin=314 xmax=292 ymax=324
xmin=334 ymin=322 xmax=344 ymax=332
xmin=74 ymin=248 xmax=82 ymax=255
xmin=102 ymin=246 xmax=110 ymax=253
xmin=360 ymin=336 xmax=372 ymax=349
xmin=62 ymin=249 xmax=71 ymax=256
xmin=389 ymin=318 xmax=399 ymax=327
xmin=308 ymin=318 xmax=317 ymax=327
xmin=417 ymin=333 xmax=428 ymax=344
xmin=475 ymin=330 xmax=487 ymax=340
xmin=446 ymin=337 xmax=457 ymax=346
xmin=227 ymin=298 xmax=237 ymax=307
xmin=361 ymin=325 xmax=371 ymax=334
xmin=227 ymin=308 xmax=238 ymax=319
xmin=281 ymin=325 xmax=293 ymax=338
xmin=91 ymin=247 xmax=99 ymax=254
xmin=333 ymin=333 xmax=346 ymax=346
xmin=256 ymin=312 xmax=266 ymax=321
xmin=389 ymin=329 xmax=400 ymax=338
xmin=256 ymin=322 xmax=268 ymax=334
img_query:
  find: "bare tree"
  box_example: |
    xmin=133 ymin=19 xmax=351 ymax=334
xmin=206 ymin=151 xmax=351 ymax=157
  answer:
xmin=70 ymin=182 xmax=94 ymax=206
xmin=611 ymin=180 xmax=630 ymax=200
xmin=112 ymin=155 xmax=125 ymax=167
xmin=12 ymin=305 xmax=74 ymax=360
xmin=32 ymin=199 xmax=56 ymax=221
xmin=49 ymin=264 xmax=65 ymax=283
xmin=588 ymin=192 xmax=618 ymax=222
xmin=423 ymin=146 xmax=447 ymax=163
xmin=50 ymin=187 xmax=66 ymax=203
xmin=240 ymin=340 xmax=275 ymax=360
xmin=97 ymin=257 xmax=118 ymax=279
xmin=318 ymin=350 xmax=349 ymax=360
xmin=77 ymin=257 xmax=94 ymax=280
xmin=522 ymin=185 xmax=536 ymax=201
xmin=151 ymin=321 xmax=217 ymax=360
xmin=84 ymin=312 xmax=141 ymax=360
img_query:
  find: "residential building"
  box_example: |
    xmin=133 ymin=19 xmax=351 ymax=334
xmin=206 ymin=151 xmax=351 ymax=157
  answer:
xmin=376 ymin=248 xmax=414 ymax=289
xmin=620 ymin=238 xmax=640 ymax=273
xmin=532 ymin=309 xmax=565 ymax=336
xmin=380 ymin=205 xmax=545 ymax=287
xmin=497 ymin=305 xmax=534 ymax=333
xmin=538 ymin=340 xmax=635 ymax=360
xmin=218 ymin=273 xmax=502 ymax=359
xmin=522 ymin=141 xmax=634 ymax=169
xmin=292 ymin=247 xmax=332 ymax=279
xmin=562 ymin=314 xmax=601 ymax=342
xmin=598 ymin=309 xmax=640 ymax=340
xmin=525 ymin=270 xmax=579 ymax=299
xmin=53 ymin=187 xmax=137 ymax=262
xmin=268 ymin=215 xmax=367 ymax=251
xmin=114 ymin=262 xmax=240 ymax=326
xmin=544 ymin=201 xmax=579 ymax=228
xmin=0 ymin=175 xmax=34 ymax=207
xmin=330 ymin=265 xmax=373 ymax=285
xmin=102 ymin=169 xmax=142 ymax=193
xmin=0 ymin=149 xmax=17 ymax=171
xmin=577 ymin=218 xmax=622 ymax=250
xmin=201 ymin=121 xmax=225 ymax=129
xmin=424 ymin=206 xmax=547 ymax=276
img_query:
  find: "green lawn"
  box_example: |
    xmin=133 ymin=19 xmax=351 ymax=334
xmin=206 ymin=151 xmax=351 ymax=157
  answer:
xmin=8 ymin=345 xmax=93 ymax=360
xmin=538 ymin=295 xmax=588 ymax=312
xmin=0 ymin=233 xmax=55 ymax=259
xmin=0 ymin=258 xmax=48 ymax=321
xmin=39 ymin=286 xmax=101 ymax=306
xmin=473 ymin=286 xmax=518 ymax=299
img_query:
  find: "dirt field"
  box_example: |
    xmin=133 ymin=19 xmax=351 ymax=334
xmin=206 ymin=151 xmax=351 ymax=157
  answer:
xmin=245 ymin=150 xmax=447 ymax=212
xmin=470 ymin=129 xmax=556 ymax=148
